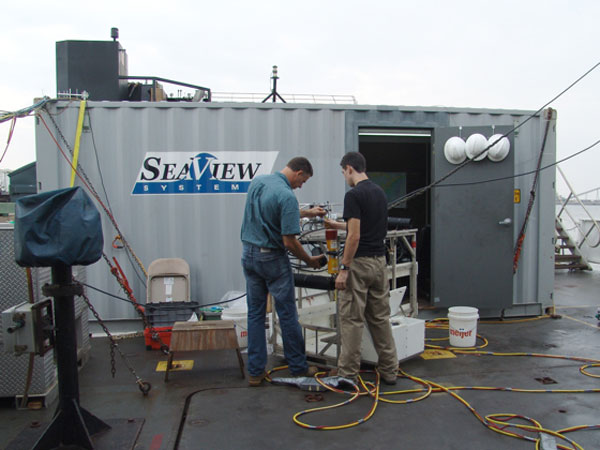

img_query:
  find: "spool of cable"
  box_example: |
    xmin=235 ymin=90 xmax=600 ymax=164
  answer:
xmin=293 ymin=274 xmax=335 ymax=291
xmin=388 ymin=217 xmax=412 ymax=230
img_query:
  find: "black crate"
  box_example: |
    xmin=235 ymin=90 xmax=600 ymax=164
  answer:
xmin=145 ymin=301 xmax=200 ymax=327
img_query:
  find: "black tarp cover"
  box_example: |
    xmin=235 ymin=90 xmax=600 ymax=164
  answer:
xmin=14 ymin=187 xmax=103 ymax=267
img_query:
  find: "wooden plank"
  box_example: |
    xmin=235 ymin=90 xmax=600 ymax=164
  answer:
xmin=555 ymin=254 xmax=580 ymax=262
xmin=555 ymin=264 xmax=590 ymax=270
xmin=170 ymin=321 xmax=239 ymax=351
xmin=172 ymin=320 xmax=235 ymax=331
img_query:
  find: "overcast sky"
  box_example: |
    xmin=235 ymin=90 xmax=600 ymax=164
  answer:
xmin=1 ymin=0 xmax=598 ymax=197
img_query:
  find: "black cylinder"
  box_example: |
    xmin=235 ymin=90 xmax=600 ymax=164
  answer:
xmin=293 ymin=274 xmax=335 ymax=291
xmin=387 ymin=217 xmax=412 ymax=229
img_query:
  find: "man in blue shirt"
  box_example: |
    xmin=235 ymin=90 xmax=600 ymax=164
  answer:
xmin=241 ymin=157 xmax=325 ymax=386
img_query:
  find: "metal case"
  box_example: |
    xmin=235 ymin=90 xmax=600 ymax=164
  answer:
xmin=2 ymin=300 xmax=53 ymax=356
xmin=0 ymin=224 xmax=90 ymax=403
xmin=56 ymin=40 xmax=128 ymax=101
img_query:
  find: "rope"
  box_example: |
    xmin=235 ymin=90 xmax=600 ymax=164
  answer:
xmin=513 ymin=109 xmax=553 ymax=273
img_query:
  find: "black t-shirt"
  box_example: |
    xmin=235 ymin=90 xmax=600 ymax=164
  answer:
xmin=343 ymin=179 xmax=387 ymax=257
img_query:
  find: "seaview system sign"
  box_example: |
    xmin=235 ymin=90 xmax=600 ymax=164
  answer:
xmin=132 ymin=151 xmax=279 ymax=195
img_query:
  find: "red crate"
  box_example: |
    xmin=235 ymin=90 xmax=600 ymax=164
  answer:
xmin=144 ymin=326 xmax=172 ymax=350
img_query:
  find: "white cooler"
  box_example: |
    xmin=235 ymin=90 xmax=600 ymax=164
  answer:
xmin=361 ymin=315 xmax=425 ymax=364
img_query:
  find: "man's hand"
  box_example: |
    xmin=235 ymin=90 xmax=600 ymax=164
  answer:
xmin=306 ymin=255 xmax=326 ymax=269
xmin=302 ymin=206 xmax=327 ymax=218
xmin=324 ymin=218 xmax=344 ymax=229
xmin=335 ymin=270 xmax=349 ymax=290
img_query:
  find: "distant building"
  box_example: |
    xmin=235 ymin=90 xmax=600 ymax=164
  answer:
xmin=0 ymin=169 xmax=10 ymax=195
xmin=8 ymin=162 xmax=36 ymax=201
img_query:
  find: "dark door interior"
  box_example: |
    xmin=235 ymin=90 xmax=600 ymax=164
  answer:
xmin=359 ymin=128 xmax=432 ymax=299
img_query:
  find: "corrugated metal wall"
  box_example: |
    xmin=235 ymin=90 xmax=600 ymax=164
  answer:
xmin=35 ymin=102 xmax=555 ymax=321
xmin=36 ymin=103 xmax=348 ymax=320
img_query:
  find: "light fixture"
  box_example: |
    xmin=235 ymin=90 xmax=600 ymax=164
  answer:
xmin=358 ymin=129 xmax=432 ymax=137
xmin=444 ymin=136 xmax=466 ymax=164
xmin=487 ymin=134 xmax=510 ymax=162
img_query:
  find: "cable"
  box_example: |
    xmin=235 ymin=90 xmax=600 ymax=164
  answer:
xmin=86 ymin=110 xmax=114 ymax=216
xmin=284 ymin=318 xmax=599 ymax=449
xmin=38 ymin=108 xmax=148 ymax=279
xmin=81 ymin=279 xmax=248 ymax=309
xmin=200 ymin=292 xmax=248 ymax=307
xmin=265 ymin=365 xmax=379 ymax=430
xmin=299 ymin=226 xmax=327 ymax=239
xmin=387 ymin=60 xmax=600 ymax=209
xmin=86 ymin=110 xmax=147 ymax=287
xmin=78 ymin=280 xmax=140 ymax=306
xmin=0 ymin=97 xmax=50 ymax=124
xmin=0 ymin=98 xmax=52 ymax=166
xmin=0 ymin=117 xmax=16 ymax=165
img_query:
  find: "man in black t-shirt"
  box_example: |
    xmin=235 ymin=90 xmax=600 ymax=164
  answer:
xmin=325 ymin=152 xmax=398 ymax=385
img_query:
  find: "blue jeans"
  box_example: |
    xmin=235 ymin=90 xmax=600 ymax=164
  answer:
xmin=242 ymin=244 xmax=308 ymax=376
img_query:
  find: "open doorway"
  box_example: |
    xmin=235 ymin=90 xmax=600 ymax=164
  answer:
xmin=358 ymin=128 xmax=432 ymax=300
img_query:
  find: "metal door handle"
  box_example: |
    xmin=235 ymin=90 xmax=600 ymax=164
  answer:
xmin=498 ymin=218 xmax=512 ymax=226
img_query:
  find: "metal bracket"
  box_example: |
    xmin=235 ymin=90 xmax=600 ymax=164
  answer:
xmin=42 ymin=283 xmax=83 ymax=297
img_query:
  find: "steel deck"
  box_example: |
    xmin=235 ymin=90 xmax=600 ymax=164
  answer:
xmin=2 ymin=268 xmax=599 ymax=449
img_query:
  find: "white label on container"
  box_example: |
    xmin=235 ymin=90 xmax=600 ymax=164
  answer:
xmin=132 ymin=151 xmax=279 ymax=195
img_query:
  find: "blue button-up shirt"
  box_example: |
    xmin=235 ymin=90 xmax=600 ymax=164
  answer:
xmin=240 ymin=172 xmax=301 ymax=249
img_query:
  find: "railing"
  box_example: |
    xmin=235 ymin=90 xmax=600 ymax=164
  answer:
xmin=210 ymin=92 xmax=357 ymax=104
xmin=556 ymin=166 xmax=600 ymax=249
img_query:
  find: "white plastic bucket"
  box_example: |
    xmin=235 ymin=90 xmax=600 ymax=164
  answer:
xmin=221 ymin=308 xmax=248 ymax=348
xmin=448 ymin=306 xmax=479 ymax=347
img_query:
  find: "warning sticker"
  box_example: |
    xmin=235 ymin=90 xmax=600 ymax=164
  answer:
xmin=514 ymin=189 xmax=521 ymax=203
xmin=156 ymin=360 xmax=194 ymax=372
xmin=420 ymin=349 xmax=456 ymax=360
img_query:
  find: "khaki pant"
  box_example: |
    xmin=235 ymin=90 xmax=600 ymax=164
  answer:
xmin=337 ymin=255 xmax=398 ymax=381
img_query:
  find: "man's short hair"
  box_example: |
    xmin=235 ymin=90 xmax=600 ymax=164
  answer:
xmin=287 ymin=157 xmax=313 ymax=176
xmin=340 ymin=152 xmax=366 ymax=173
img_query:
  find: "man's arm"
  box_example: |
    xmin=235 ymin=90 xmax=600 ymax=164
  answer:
xmin=300 ymin=206 xmax=327 ymax=218
xmin=335 ymin=218 xmax=360 ymax=290
xmin=282 ymin=235 xmax=324 ymax=269
xmin=323 ymin=218 xmax=346 ymax=230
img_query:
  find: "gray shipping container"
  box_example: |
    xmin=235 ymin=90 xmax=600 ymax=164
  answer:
xmin=35 ymin=101 xmax=555 ymax=324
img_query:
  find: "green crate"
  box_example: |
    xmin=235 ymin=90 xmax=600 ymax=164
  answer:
xmin=200 ymin=307 xmax=223 ymax=321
